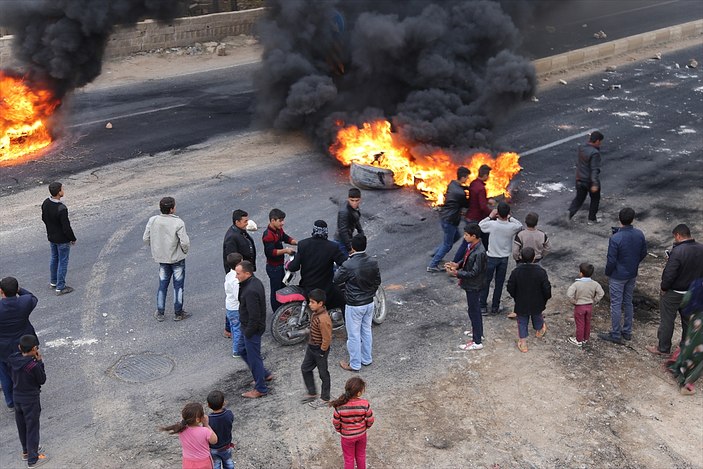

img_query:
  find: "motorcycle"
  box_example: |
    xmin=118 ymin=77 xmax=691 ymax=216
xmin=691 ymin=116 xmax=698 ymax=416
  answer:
xmin=270 ymin=263 xmax=387 ymax=346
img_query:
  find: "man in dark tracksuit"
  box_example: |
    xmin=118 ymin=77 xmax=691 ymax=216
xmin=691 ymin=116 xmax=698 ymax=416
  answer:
xmin=648 ymin=224 xmax=703 ymax=356
xmin=0 ymin=277 xmax=38 ymax=412
xmin=568 ymin=131 xmax=604 ymax=224
xmin=334 ymin=188 xmax=364 ymax=258
xmin=287 ymin=220 xmax=347 ymax=310
xmin=41 ymin=181 xmax=77 ymax=295
xmin=10 ymin=335 xmax=47 ymax=468
xmin=428 ymin=166 xmax=470 ymax=272
xmin=236 ymin=261 xmax=273 ymax=398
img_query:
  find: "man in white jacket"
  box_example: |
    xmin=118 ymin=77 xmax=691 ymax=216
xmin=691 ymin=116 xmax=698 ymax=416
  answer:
xmin=478 ymin=202 xmax=523 ymax=315
xmin=143 ymin=197 xmax=190 ymax=321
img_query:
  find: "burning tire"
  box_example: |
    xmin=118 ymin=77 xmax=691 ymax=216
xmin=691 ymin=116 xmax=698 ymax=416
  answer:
xmin=350 ymin=162 xmax=398 ymax=190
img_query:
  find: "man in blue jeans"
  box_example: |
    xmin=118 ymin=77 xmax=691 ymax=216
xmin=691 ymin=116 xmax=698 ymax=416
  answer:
xmin=335 ymin=235 xmax=382 ymax=372
xmin=427 ymin=166 xmax=470 ymax=273
xmin=477 ymin=202 xmax=523 ymax=315
xmin=143 ymin=197 xmax=190 ymax=321
xmin=599 ymin=207 xmax=647 ymax=344
xmin=41 ymin=182 xmax=77 ymax=295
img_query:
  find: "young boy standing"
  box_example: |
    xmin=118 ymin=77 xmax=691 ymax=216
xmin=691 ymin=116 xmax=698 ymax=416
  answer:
xmin=513 ymin=212 xmax=551 ymax=263
xmin=506 ymin=247 xmax=552 ymax=353
xmin=301 ymin=289 xmax=332 ymax=408
xmin=567 ymin=263 xmax=605 ymax=346
xmin=9 ymin=335 xmax=48 ymax=468
xmin=207 ymin=390 xmax=235 ymax=469
xmin=262 ymin=208 xmax=297 ymax=313
xmin=225 ymin=253 xmax=244 ymax=358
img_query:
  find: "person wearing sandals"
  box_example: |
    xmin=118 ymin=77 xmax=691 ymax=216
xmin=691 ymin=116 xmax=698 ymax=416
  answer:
xmin=446 ymin=223 xmax=487 ymax=351
xmin=506 ymin=247 xmax=551 ymax=353
xmin=666 ymin=278 xmax=703 ymax=395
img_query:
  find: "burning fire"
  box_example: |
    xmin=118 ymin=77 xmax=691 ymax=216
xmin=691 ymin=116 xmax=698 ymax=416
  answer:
xmin=0 ymin=71 xmax=60 ymax=165
xmin=330 ymin=119 xmax=521 ymax=205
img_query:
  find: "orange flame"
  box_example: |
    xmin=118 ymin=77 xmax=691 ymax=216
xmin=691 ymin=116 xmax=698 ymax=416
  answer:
xmin=1 ymin=72 xmax=60 ymax=165
xmin=329 ymin=119 xmax=521 ymax=205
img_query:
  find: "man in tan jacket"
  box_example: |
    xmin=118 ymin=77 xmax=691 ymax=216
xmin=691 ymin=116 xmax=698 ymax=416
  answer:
xmin=143 ymin=197 xmax=190 ymax=321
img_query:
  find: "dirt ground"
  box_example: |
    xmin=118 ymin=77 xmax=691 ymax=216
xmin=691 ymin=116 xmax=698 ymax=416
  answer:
xmin=2 ymin=35 xmax=702 ymax=468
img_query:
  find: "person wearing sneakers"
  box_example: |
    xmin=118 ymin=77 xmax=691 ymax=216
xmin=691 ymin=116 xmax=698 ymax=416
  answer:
xmin=143 ymin=197 xmax=191 ymax=322
xmin=478 ymin=202 xmax=523 ymax=316
xmin=41 ymin=181 xmax=77 ymax=296
xmin=0 ymin=277 xmax=39 ymax=414
xmin=236 ymin=261 xmax=274 ymax=398
xmin=507 ymin=247 xmax=551 ymax=353
xmin=566 ymin=263 xmax=605 ymax=347
xmin=9 ymin=335 xmax=48 ymax=468
xmin=567 ymin=130 xmax=604 ymax=224
xmin=224 ymin=253 xmax=243 ymax=358
xmin=598 ymin=207 xmax=647 ymax=345
xmin=447 ymin=223 xmax=487 ymax=351
xmin=335 ymin=235 xmax=381 ymax=372
xmin=427 ymin=166 xmax=470 ymax=273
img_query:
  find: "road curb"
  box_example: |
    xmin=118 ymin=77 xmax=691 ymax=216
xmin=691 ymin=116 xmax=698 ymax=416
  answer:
xmin=533 ymin=19 xmax=703 ymax=76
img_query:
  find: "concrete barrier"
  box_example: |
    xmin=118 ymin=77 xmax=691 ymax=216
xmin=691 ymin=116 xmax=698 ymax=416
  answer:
xmin=0 ymin=8 xmax=265 ymax=68
xmin=533 ymin=19 xmax=703 ymax=76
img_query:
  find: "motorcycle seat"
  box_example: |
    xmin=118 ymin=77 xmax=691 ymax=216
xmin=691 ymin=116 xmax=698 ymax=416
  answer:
xmin=275 ymin=285 xmax=306 ymax=303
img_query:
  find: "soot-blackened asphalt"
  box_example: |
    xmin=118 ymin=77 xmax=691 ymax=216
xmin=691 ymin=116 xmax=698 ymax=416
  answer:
xmin=0 ymin=45 xmax=700 ymax=468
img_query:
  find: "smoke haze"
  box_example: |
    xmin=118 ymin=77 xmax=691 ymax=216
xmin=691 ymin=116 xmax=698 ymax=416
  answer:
xmin=0 ymin=0 xmax=177 ymax=98
xmin=256 ymin=0 xmax=538 ymax=154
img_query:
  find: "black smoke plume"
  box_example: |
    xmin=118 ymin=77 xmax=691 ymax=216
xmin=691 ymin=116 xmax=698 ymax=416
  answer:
xmin=255 ymin=0 xmax=538 ymax=154
xmin=0 ymin=0 xmax=177 ymax=98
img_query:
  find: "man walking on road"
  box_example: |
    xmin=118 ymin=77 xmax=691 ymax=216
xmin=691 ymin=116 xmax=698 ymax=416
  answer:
xmin=568 ymin=131 xmax=604 ymax=224
xmin=598 ymin=208 xmax=647 ymax=344
xmin=335 ymin=235 xmax=381 ymax=372
xmin=427 ymin=166 xmax=470 ymax=273
xmin=478 ymin=202 xmax=523 ymax=315
xmin=647 ymin=224 xmax=703 ymax=356
xmin=41 ymin=182 xmax=77 ymax=295
xmin=143 ymin=197 xmax=190 ymax=322
xmin=236 ymin=261 xmax=274 ymax=398
xmin=0 ymin=277 xmax=39 ymax=412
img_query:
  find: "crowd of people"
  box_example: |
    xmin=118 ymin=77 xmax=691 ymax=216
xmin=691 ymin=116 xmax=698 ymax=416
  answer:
xmin=1 ymin=130 xmax=702 ymax=468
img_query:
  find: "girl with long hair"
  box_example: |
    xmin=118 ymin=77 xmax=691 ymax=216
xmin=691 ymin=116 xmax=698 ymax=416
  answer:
xmin=330 ymin=377 xmax=375 ymax=469
xmin=162 ymin=402 xmax=218 ymax=469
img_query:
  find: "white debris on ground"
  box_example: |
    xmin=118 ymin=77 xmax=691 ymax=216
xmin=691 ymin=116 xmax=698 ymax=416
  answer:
xmin=671 ymin=125 xmax=697 ymax=135
xmin=528 ymin=182 xmax=568 ymax=198
xmin=593 ymin=30 xmax=607 ymax=39
xmin=142 ymin=35 xmax=258 ymax=57
xmin=45 ymin=337 xmax=99 ymax=349
xmin=694 ymin=86 xmax=703 ymax=93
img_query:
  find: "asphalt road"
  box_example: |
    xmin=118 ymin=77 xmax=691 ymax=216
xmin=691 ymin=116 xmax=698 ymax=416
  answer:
xmin=519 ymin=0 xmax=703 ymax=58
xmin=0 ymin=43 xmax=701 ymax=467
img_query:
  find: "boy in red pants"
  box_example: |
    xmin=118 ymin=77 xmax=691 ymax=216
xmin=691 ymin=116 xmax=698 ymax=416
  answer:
xmin=566 ymin=263 xmax=605 ymax=346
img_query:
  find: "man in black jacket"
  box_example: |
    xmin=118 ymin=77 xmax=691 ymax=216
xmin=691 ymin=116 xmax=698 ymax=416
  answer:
xmin=334 ymin=188 xmax=364 ymax=258
xmin=507 ymin=247 xmax=552 ymax=353
xmin=222 ymin=209 xmax=256 ymax=273
xmin=428 ymin=166 xmax=470 ymax=273
xmin=0 ymin=277 xmax=38 ymax=412
xmin=648 ymin=224 xmax=703 ymax=356
xmin=334 ymin=235 xmax=381 ymax=372
xmin=287 ymin=220 xmax=347 ymax=309
xmin=235 ymin=261 xmax=273 ymax=398
xmin=567 ymin=131 xmax=604 ymax=224
xmin=447 ymin=223 xmax=487 ymax=351
xmin=41 ymin=181 xmax=77 ymax=295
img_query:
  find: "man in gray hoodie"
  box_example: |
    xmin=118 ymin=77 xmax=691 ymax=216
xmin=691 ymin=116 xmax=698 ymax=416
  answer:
xmin=143 ymin=197 xmax=190 ymax=321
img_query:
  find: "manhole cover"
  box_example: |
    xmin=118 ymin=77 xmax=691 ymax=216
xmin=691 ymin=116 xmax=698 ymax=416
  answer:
xmin=109 ymin=352 xmax=174 ymax=383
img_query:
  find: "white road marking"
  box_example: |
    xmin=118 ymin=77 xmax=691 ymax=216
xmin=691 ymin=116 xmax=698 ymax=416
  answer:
xmin=67 ymin=103 xmax=188 ymax=128
xmin=521 ymin=129 xmax=597 ymax=157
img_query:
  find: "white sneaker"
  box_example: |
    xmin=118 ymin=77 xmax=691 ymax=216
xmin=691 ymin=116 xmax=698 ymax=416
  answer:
xmin=568 ymin=336 xmax=583 ymax=347
xmin=587 ymin=218 xmax=602 ymax=225
xmin=459 ymin=342 xmax=484 ymax=351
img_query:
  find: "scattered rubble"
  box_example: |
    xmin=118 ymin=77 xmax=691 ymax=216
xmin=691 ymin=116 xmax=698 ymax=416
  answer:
xmin=652 ymin=52 xmax=662 ymax=60
xmin=688 ymin=58 xmax=698 ymax=68
xmin=593 ymin=30 xmax=607 ymax=39
xmin=105 ymin=122 xmax=113 ymax=129
xmin=559 ymin=79 xmax=568 ymax=85
xmin=531 ymin=96 xmax=539 ymax=102
xmin=605 ymin=65 xmax=617 ymax=72
xmin=609 ymin=84 xmax=622 ymax=90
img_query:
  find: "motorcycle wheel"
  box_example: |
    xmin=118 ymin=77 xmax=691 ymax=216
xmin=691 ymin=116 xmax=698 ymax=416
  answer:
xmin=372 ymin=286 xmax=387 ymax=325
xmin=270 ymin=302 xmax=309 ymax=346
